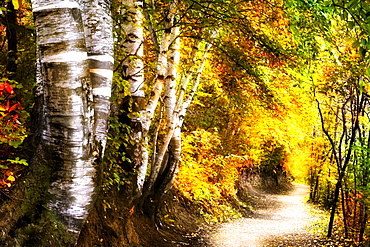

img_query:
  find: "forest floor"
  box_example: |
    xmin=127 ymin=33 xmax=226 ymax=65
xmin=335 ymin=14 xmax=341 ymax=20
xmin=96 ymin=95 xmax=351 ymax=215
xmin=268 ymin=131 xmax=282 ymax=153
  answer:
xmin=202 ymin=184 xmax=361 ymax=247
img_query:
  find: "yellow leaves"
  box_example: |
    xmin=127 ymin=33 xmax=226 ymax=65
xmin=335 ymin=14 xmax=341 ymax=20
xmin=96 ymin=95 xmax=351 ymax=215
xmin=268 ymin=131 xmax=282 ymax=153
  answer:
xmin=0 ymin=170 xmax=16 ymax=188
xmin=1 ymin=158 xmax=27 ymax=190
xmin=175 ymin=129 xmax=245 ymax=221
xmin=11 ymin=0 xmax=22 ymax=9
xmin=7 ymin=175 xmax=15 ymax=181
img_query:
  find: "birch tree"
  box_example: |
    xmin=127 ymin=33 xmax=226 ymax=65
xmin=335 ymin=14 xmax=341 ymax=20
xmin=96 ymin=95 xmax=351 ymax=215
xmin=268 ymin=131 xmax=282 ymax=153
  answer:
xmin=119 ymin=0 xmax=179 ymax=198
xmin=31 ymin=0 xmax=113 ymax=240
xmin=120 ymin=0 xmax=147 ymax=194
xmin=141 ymin=0 xmax=179 ymax=197
xmin=82 ymin=0 xmax=114 ymax=153
xmin=118 ymin=0 xmax=219 ymax=206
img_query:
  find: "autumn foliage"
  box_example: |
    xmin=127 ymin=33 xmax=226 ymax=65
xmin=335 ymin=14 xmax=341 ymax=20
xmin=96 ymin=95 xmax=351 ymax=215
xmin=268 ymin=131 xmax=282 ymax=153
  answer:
xmin=0 ymin=80 xmax=27 ymax=191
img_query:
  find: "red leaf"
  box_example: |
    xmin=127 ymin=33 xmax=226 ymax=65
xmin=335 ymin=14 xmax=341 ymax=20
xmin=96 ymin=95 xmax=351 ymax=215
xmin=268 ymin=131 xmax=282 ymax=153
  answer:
xmin=8 ymin=102 xmax=20 ymax=112
xmin=4 ymin=83 xmax=14 ymax=94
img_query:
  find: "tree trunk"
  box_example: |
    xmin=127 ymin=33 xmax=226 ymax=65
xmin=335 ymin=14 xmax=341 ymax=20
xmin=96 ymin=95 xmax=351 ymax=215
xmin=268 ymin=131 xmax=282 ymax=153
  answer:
xmin=81 ymin=0 xmax=114 ymax=153
xmin=143 ymin=31 xmax=218 ymax=207
xmin=359 ymin=205 xmax=367 ymax=242
xmin=340 ymin=181 xmax=348 ymax=238
xmin=31 ymin=0 xmax=112 ymax=241
xmin=32 ymin=1 xmax=94 ymax=237
xmin=6 ymin=1 xmax=17 ymax=78
xmin=313 ymin=170 xmax=320 ymax=202
xmin=327 ymin=177 xmax=341 ymax=238
xmin=1 ymin=1 xmax=114 ymax=245
xmin=150 ymin=25 xmax=182 ymax=201
xmin=121 ymin=0 xmax=147 ymax=194
xmin=141 ymin=0 xmax=178 ymax=198
xmin=318 ymin=94 xmax=363 ymax=238
xmin=141 ymin=0 xmax=178 ymax=136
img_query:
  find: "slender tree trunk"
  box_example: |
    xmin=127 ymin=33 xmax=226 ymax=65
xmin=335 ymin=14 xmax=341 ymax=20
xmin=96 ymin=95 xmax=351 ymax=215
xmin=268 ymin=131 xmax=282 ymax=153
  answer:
xmin=178 ymin=31 xmax=218 ymax=127
xmin=162 ymin=25 xmax=181 ymax=192
xmin=353 ymin=168 xmax=358 ymax=237
xmin=313 ymin=170 xmax=320 ymax=202
xmin=318 ymin=94 xmax=363 ymax=238
xmin=121 ymin=0 xmax=147 ymax=194
xmin=359 ymin=205 xmax=367 ymax=242
xmin=340 ymin=181 xmax=348 ymax=238
xmin=146 ymin=31 xmax=217 ymax=197
xmin=327 ymin=177 xmax=341 ymax=237
xmin=150 ymin=25 xmax=182 ymax=198
xmin=309 ymin=167 xmax=314 ymax=200
xmin=141 ymin=0 xmax=178 ymax=196
xmin=6 ymin=1 xmax=17 ymax=78
xmin=141 ymin=0 xmax=178 ymax=135
xmin=82 ymin=0 xmax=114 ymax=154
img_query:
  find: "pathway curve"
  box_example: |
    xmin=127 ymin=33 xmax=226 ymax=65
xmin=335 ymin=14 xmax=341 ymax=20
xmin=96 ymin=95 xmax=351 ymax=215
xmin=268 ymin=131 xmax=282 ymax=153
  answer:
xmin=206 ymin=184 xmax=319 ymax=247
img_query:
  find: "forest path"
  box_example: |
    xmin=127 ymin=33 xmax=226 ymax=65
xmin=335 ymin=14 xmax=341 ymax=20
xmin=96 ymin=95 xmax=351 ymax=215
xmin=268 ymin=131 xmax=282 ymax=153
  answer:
xmin=206 ymin=184 xmax=321 ymax=247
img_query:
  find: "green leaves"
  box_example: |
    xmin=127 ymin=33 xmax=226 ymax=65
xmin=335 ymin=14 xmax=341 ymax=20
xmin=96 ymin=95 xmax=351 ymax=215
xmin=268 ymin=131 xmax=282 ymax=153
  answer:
xmin=7 ymin=157 xmax=28 ymax=166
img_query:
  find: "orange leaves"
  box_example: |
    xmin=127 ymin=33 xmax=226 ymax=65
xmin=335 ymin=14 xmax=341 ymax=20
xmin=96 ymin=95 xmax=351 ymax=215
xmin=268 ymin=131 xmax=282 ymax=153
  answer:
xmin=179 ymin=131 xmax=232 ymax=187
xmin=0 ymin=156 xmax=28 ymax=198
xmin=0 ymin=158 xmax=28 ymax=192
xmin=0 ymin=170 xmax=16 ymax=189
xmin=0 ymin=101 xmax=20 ymax=118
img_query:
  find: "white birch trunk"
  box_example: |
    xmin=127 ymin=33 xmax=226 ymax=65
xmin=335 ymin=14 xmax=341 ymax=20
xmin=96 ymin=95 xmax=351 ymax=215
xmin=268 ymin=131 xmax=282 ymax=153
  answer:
xmin=82 ymin=0 xmax=114 ymax=153
xmin=124 ymin=0 xmax=177 ymax=195
xmin=142 ymin=0 xmax=178 ymax=134
xmin=161 ymin=25 xmax=181 ymax=190
xmin=140 ymin=0 xmax=178 ymax=194
xmin=121 ymin=0 xmax=147 ymax=192
xmin=178 ymin=31 xmax=218 ymax=127
xmin=176 ymin=38 xmax=202 ymax=113
xmin=146 ymin=31 xmax=217 ymax=193
xmin=164 ymin=26 xmax=180 ymax=121
xmin=166 ymin=26 xmax=181 ymax=166
xmin=31 ymin=0 xmax=112 ymax=238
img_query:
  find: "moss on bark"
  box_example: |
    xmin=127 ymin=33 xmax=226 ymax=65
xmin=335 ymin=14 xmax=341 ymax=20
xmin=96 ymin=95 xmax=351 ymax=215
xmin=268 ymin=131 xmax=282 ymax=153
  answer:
xmin=0 ymin=145 xmax=74 ymax=246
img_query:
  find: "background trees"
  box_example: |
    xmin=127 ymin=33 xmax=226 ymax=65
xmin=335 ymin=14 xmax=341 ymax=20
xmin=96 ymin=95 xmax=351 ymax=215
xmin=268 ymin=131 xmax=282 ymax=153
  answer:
xmin=286 ymin=0 xmax=370 ymax=241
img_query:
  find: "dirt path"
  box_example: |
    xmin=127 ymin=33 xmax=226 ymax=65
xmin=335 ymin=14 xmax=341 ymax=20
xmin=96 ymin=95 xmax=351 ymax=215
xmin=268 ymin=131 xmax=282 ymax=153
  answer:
xmin=206 ymin=184 xmax=319 ymax=247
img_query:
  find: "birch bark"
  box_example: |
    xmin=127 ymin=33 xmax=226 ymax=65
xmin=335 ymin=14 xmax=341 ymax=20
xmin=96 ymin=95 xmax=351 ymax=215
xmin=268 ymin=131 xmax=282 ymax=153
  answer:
xmin=121 ymin=0 xmax=147 ymax=193
xmin=162 ymin=25 xmax=182 ymax=192
xmin=146 ymin=32 xmax=217 ymax=194
xmin=31 ymin=0 xmax=113 ymax=238
xmin=150 ymin=25 xmax=181 ymax=193
xmin=142 ymin=0 xmax=178 ymax=134
xmin=82 ymin=0 xmax=114 ymax=153
xmin=178 ymin=32 xmax=217 ymax=127
xmin=140 ymin=0 xmax=178 ymax=195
